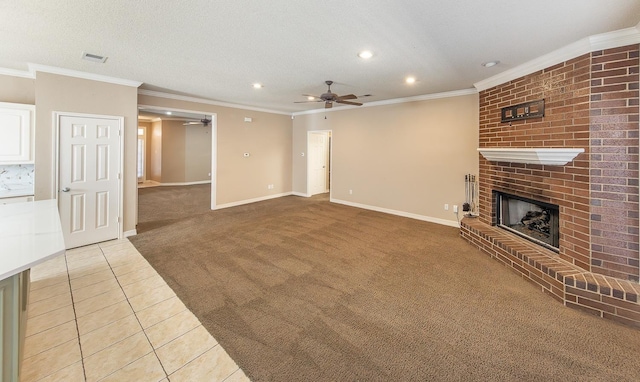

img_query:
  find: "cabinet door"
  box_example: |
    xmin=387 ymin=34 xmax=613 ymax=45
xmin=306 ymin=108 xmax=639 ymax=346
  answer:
xmin=0 ymin=103 xmax=34 ymax=164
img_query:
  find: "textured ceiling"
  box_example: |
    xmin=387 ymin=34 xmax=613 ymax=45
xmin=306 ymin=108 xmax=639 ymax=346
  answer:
xmin=1 ymin=1 xmax=640 ymax=113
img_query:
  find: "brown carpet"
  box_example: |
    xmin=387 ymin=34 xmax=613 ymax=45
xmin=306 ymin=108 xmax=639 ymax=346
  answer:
xmin=130 ymin=185 xmax=640 ymax=381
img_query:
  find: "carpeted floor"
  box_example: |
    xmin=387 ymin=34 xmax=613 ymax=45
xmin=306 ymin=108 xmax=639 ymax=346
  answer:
xmin=131 ymin=185 xmax=640 ymax=381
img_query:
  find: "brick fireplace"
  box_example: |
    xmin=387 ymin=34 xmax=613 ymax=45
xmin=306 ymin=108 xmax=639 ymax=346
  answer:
xmin=461 ymin=44 xmax=640 ymax=327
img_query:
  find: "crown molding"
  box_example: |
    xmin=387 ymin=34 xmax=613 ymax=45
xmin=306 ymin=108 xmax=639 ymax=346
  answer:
xmin=474 ymin=24 xmax=640 ymax=91
xmin=291 ymin=88 xmax=478 ymax=116
xmin=27 ymin=64 xmax=142 ymax=87
xmin=137 ymin=89 xmax=291 ymax=116
xmin=0 ymin=67 xmax=34 ymax=79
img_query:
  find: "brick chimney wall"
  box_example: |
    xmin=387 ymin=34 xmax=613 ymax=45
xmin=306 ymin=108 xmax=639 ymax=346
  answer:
xmin=478 ymin=44 xmax=639 ymax=281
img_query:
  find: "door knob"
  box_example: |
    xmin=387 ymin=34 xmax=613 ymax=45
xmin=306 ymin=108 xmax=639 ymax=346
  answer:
xmin=61 ymin=187 xmax=70 ymax=192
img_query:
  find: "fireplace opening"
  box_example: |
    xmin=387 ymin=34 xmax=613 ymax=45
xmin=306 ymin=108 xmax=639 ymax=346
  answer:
xmin=495 ymin=191 xmax=559 ymax=252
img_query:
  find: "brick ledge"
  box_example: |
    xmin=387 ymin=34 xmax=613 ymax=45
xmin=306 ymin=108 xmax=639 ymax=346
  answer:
xmin=460 ymin=217 xmax=640 ymax=329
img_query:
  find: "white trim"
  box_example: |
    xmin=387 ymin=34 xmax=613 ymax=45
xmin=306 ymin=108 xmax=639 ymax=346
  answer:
xmin=292 ymin=88 xmax=478 ymax=116
xmin=0 ymin=67 xmax=34 ymax=79
xmin=138 ymin=89 xmax=290 ymax=116
xmin=330 ymin=198 xmax=460 ymax=228
xmin=214 ymin=192 xmax=293 ymax=210
xmin=28 ymin=64 xmax=142 ymax=88
xmin=477 ymin=148 xmax=585 ymax=166
xmin=474 ymin=25 xmax=640 ymax=91
xmin=124 ymin=229 xmax=137 ymax=238
xmin=291 ymin=192 xmax=310 ymax=197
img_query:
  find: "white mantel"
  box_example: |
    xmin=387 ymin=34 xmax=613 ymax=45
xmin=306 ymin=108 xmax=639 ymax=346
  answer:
xmin=477 ymin=148 xmax=585 ymax=166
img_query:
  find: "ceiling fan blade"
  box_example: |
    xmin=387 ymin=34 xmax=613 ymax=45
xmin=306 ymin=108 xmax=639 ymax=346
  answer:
xmin=336 ymin=100 xmax=363 ymax=106
xmin=336 ymin=94 xmax=357 ymax=101
xmin=325 ymin=101 xmax=333 ymax=109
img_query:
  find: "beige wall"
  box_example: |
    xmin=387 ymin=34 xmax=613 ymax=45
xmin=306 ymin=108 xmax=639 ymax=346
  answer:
xmin=292 ymin=93 xmax=479 ymax=224
xmin=184 ymin=122 xmax=212 ymax=182
xmin=159 ymin=120 xmax=187 ymax=183
xmin=34 ymin=72 xmax=139 ymax=233
xmin=138 ymin=94 xmax=293 ymax=206
xmin=0 ymin=74 xmax=35 ymax=104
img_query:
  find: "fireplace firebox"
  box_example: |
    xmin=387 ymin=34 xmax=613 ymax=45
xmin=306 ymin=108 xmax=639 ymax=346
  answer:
xmin=495 ymin=191 xmax=559 ymax=252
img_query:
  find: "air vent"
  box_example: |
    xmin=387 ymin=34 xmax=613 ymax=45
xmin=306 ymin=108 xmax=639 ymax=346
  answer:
xmin=81 ymin=52 xmax=108 ymax=63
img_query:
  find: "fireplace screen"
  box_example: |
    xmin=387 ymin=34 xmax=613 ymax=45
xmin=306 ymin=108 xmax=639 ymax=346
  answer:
xmin=496 ymin=192 xmax=559 ymax=251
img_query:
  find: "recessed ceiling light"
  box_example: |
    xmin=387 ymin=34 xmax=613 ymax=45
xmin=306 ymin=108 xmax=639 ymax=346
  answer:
xmin=253 ymin=83 xmax=263 ymax=89
xmin=481 ymin=61 xmax=500 ymax=68
xmin=307 ymin=96 xmax=315 ymax=101
xmin=358 ymin=50 xmax=373 ymax=59
xmin=405 ymin=77 xmax=416 ymax=84
xmin=166 ymin=111 xmax=172 ymax=115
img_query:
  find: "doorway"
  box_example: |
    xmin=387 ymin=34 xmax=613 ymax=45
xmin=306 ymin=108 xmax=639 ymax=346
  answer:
xmin=137 ymin=105 xmax=216 ymax=213
xmin=307 ymin=130 xmax=331 ymax=196
xmin=56 ymin=112 xmax=123 ymax=249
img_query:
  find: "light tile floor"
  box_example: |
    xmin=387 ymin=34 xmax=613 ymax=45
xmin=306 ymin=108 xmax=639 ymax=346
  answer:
xmin=21 ymin=239 xmax=250 ymax=382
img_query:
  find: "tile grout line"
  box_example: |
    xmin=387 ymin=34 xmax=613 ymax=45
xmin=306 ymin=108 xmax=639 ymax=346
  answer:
xmin=99 ymin=241 xmax=171 ymax=381
xmin=64 ymin=251 xmax=89 ymax=382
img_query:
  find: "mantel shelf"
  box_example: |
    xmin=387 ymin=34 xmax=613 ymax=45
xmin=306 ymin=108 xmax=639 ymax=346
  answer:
xmin=477 ymin=148 xmax=585 ymax=166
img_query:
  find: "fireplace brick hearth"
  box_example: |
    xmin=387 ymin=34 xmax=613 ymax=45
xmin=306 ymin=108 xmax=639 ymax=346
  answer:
xmin=462 ymin=218 xmax=640 ymax=328
xmin=461 ymin=44 xmax=639 ymax=327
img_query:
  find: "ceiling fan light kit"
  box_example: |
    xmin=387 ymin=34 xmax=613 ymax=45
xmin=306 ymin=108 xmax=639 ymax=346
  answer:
xmin=183 ymin=116 xmax=211 ymax=126
xmin=295 ymin=80 xmax=364 ymax=109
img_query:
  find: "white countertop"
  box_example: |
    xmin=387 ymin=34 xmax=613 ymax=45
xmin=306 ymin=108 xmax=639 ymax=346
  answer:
xmin=0 ymin=199 xmax=66 ymax=280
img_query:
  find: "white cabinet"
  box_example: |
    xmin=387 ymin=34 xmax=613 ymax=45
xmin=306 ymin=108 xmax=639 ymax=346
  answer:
xmin=0 ymin=102 xmax=35 ymax=164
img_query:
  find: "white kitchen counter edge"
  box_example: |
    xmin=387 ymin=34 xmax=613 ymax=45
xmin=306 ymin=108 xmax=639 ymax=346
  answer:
xmin=0 ymin=199 xmax=65 ymax=280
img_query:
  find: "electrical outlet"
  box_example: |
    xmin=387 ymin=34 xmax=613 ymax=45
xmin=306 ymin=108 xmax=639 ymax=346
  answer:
xmin=453 ymin=205 xmax=458 ymax=213
xmin=444 ymin=204 xmax=449 ymax=211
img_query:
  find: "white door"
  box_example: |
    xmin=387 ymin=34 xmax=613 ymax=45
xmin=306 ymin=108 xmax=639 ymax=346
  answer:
xmin=308 ymin=131 xmax=329 ymax=196
xmin=58 ymin=114 xmax=121 ymax=249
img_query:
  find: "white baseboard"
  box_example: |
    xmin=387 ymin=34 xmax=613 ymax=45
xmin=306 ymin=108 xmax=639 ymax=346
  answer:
xmin=123 ymin=229 xmax=137 ymax=238
xmin=330 ymin=198 xmax=460 ymax=228
xmin=291 ymin=192 xmax=310 ymax=197
xmin=214 ymin=192 xmax=293 ymax=210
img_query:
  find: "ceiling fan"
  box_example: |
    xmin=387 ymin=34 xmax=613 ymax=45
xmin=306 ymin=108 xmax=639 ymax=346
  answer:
xmin=183 ymin=116 xmax=211 ymax=126
xmin=296 ymin=80 xmax=363 ymax=109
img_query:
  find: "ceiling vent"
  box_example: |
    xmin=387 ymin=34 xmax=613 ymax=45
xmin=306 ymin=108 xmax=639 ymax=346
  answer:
xmin=81 ymin=52 xmax=108 ymax=63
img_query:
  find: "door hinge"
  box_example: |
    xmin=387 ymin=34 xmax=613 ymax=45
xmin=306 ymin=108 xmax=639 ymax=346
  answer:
xmin=118 ymin=217 xmax=121 ymax=223
xmin=118 ymin=173 xmax=121 ymax=180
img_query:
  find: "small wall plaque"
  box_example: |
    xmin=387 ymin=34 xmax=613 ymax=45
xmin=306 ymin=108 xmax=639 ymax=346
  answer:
xmin=501 ymin=99 xmax=544 ymax=123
